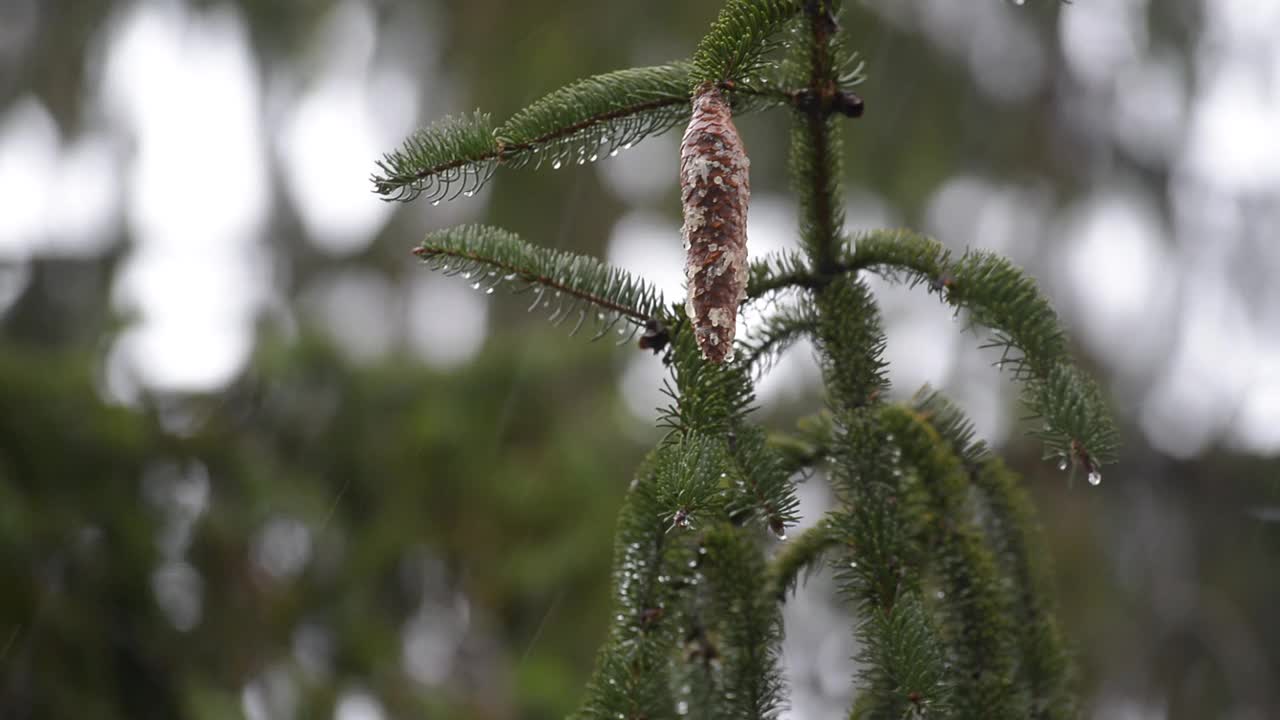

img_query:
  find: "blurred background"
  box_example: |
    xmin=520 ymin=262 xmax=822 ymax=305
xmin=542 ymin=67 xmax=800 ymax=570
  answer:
xmin=1 ymin=0 xmax=1278 ymax=717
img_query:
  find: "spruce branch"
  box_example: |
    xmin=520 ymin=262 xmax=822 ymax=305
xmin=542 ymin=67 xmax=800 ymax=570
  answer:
xmin=374 ymin=63 xmax=790 ymax=204
xmin=413 ymin=224 xmax=665 ymax=341
xmin=659 ymin=320 xmax=756 ymax=435
xmin=812 ymin=277 xmax=889 ymax=409
xmin=767 ymin=411 xmax=836 ymax=475
xmin=882 ymin=405 xmax=1021 ymax=719
xmin=742 ymin=301 xmax=818 ymax=377
xmin=847 ymin=229 xmax=1120 ymax=472
xmin=701 ymin=527 xmax=789 ymax=719
xmin=372 ymin=111 xmax=498 ymax=202
xmin=575 ymin=457 xmax=686 ymax=720
xmin=746 ymin=249 xmax=814 ymax=298
xmin=827 ymin=408 xmax=953 ymax=717
xmin=765 ymin=519 xmax=837 ymax=601
xmin=691 ymin=0 xmax=805 ymax=87
xmin=970 ymin=457 xmax=1076 ymax=720
xmin=497 ymin=62 xmax=695 ymax=171
xmin=721 ymin=425 xmax=800 ymax=539
xmin=909 ymin=387 xmax=992 ymax=468
xmin=651 ymin=432 xmax=734 ymax=533
xmin=905 ymin=389 xmax=1076 ymax=716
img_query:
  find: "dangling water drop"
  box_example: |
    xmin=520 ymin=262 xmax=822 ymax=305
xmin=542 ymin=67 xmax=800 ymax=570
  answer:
xmin=609 ymin=149 xmax=619 ymax=157
xmin=589 ymin=153 xmax=598 ymax=162
xmin=485 ymin=287 xmax=495 ymax=295
xmin=1057 ymin=457 xmax=1068 ymax=471
xmin=464 ymin=190 xmax=475 ymax=197
xmin=552 ymin=159 xmax=562 ymax=169
xmin=770 ymin=519 xmax=787 ymax=541
xmin=1087 ymin=470 xmax=1102 ymax=486
xmin=471 ymin=281 xmax=481 ymax=290
xmin=431 ymin=200 xmax=441 ymax=207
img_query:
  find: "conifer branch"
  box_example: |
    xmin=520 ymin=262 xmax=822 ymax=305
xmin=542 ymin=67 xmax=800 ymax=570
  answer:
xmin=691 ymin=0 xmax=805 ymax=86
xmin=701 ymin=527 xmax=789 ymax=719
xmin=722 ymin=425 xmax=800 ymax=539
xmin=909 ymin=387 xmax=992 ymax=467
xmin=766 ymin=411 xmax=836 ymax=475
xmin=651 ymin=432 xmax=734 ymax=533
xmin=812 ymin=278 xmax=889 ymax=409
xmin=908 ymin=389 xmax=1075 ymax=717
xmin=970 ymin=457 xmax=1076 ymax=720
xmin=742 ymin=301 xmax=818 ymax=376
xmin=413 ymin=225 xmax=664 ymax=340
xmin=374 ymin=63 xmax=792 ymax=204
xmin=766 ymin=519 xmax=836 ymax=601
xmin=883 ymin=405 xmax=1021 ymax=718
xmin=575 ymin=457 xmax=685 ymax=719
xmin=659 ymin=323 xmax=756 ymax=435
xmin=372 ymin=111 xmax=499 ymax=202
xmin=847 ymin=229 xmax=1120 ymax=471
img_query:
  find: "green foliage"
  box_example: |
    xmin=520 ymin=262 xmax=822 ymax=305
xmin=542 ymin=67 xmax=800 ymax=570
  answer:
xmin=374 ymin=1 xmax=1119 ymax=717
xmin=575 ymin=461 xmax=683 ymax=720
xmin=497 ymin=63 xmax=696 ymax=170
xmin=415 ymin=224 xmax=666 ymax=339
xmin=741 ymin=299 xmax=817 ymax=376
xmin=690 ymin=0 xmax=802 ymax=87
xmin=373 ymin=61 xmax=792 ymax=204
xmin=372 ymin=111 xmax=498 ymax=202
xmin=848 ymin=229 xmax=1120 ymax=473
xmin=765 ymin=519 xmax=836 ymax=601
xmin=700 ymin=527 xmax=787 ymax=719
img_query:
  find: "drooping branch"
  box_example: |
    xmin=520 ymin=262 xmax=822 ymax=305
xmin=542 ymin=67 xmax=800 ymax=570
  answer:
xmin=882 ymin=405 xmax=1021 ymax=719
xmin=765 ymin=519 xmax=837 ymax=601
xmin=745 ymin=228 xmax=1120 ymax=473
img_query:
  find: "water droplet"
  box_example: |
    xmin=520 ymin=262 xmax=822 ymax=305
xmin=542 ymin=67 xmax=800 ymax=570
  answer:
xmin=431 ymin=200 xmax=440 ymax=207
xmin=464 ymin=190 xmax=475 ymax=197
xmin=623 ymin=142 xmax=633 ymax=149
xmin=609 ymin=149 xmax=619 ymax=157
xmin=849 ymin=561 xmax=858 ymax=568
xmin=503 ymin=273 xmax=517 ymax=281
xmin=936 ymin=590 xmax=946 ymax=600
xmin=687 ymin=559 xmax=697 ymax=568
xmin=576 ymin=156 xmax=586 ymax=165
xmin=552 ymin=159 xmax=562 ymax=169
xmin=589 ymin=153 xmax=598 ymax=162
xmin=485 ymin=287 xmax=495 ymax=295
xmin=471 ymin=282 xmax=481 ymax=290
xmin=1057 ymin=457 xmax=1068 ymax=471
xmin=676 ymin=700 xmax=689 ymax=716
xmin=461 ymin=271 xmax=472 ymax=280
xmin=1088 ymin=470 xmax=1102 ymax=486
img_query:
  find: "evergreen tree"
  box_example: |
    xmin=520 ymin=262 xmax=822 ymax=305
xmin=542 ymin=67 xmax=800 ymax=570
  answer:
xmin=374 ymin=1 xmax=1117 ymax=717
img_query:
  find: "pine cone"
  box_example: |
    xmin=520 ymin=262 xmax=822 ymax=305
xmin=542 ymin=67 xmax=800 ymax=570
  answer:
xmin=680 ymin=85 xmax=750 ymax=363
